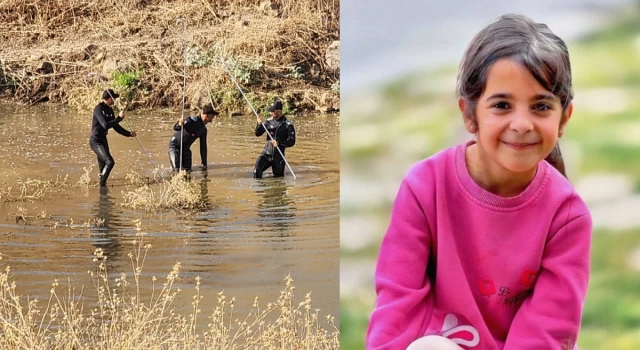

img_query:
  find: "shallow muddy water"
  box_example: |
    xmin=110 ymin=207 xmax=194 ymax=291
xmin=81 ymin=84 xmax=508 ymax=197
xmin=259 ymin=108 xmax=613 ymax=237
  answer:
xmin=0 ymin=103 xmax=339 ymax=325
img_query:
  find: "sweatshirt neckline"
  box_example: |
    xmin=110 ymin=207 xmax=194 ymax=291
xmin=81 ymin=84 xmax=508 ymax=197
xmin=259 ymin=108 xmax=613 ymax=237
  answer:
xmin=455 ymin=141 xmax=548 ymax=209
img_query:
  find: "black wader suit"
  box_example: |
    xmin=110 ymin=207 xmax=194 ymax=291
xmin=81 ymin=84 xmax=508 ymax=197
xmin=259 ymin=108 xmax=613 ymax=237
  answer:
xmin=90 ymin=101 xmax=133 ymax=187
xmin=253 ymin=117 xmax=296 ymax=178
xmin=168 ymin=116 xmax=208 ymax=172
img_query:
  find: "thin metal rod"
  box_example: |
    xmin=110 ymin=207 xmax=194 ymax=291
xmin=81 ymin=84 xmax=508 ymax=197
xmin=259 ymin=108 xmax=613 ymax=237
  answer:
xmin=176 ymin=18 xmax=188 ymax=172
xmin=88 ymin=72 xmax=157 ymax=171
xmin=219 ymin=56 xmax=296 ymax=179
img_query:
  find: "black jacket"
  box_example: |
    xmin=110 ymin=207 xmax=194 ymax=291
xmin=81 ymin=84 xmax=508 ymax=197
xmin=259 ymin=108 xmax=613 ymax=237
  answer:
xmin=90 ymin=102 xmax=132 ymax=140
xmin=170 ymin=115 xmax=208 ymax=166
xmin=255 ymin=116 xmax=296 ymax=156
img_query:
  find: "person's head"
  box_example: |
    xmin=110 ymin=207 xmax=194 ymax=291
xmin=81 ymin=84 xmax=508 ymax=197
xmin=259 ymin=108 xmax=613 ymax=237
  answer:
xmin=102 ymin=89 xmax=119 ymax=106
xmin=201 ymin=105 xmax=219 ymax=124
xmin=456 ymin=14 xmax=573 ymax=177
xmin=267 ymin=101 xmax=283 ymax=119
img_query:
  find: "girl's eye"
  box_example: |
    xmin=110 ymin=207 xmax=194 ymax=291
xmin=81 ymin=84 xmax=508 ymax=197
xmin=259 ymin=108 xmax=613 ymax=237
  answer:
xmin=533 ymin=103 xmax=552 ymax=111
xmin=492 ymin=102 xmax=510 ymax=109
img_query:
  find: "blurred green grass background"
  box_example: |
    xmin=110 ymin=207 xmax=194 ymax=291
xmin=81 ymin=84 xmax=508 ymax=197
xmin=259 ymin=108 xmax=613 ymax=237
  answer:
xmin=341 ymin=6 xmax=640 ymax=350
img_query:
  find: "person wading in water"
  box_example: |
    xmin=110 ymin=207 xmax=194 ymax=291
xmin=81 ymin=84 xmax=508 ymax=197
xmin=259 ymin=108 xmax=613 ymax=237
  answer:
xmin=168 ymin=104 xmax=218 ymax=172
xmin=253 ymin=101 xmax=296 ymax=178
xmin=90 ymin=89 xmax=136 ymax=188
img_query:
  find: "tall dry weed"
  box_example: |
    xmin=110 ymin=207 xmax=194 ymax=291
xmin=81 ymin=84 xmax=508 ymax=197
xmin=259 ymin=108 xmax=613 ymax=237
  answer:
xmin=121 ymin=171 xmax=203 ymax=211
xmin=0 ymin=220 xmax=339 ymax=349
xmin=0 ymin=174 xmax=70 ymax=203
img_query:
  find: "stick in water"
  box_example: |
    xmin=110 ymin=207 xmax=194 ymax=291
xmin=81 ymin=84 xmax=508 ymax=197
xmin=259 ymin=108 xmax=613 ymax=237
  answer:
xmin=176 ymin=18 xmax=188 ymax=172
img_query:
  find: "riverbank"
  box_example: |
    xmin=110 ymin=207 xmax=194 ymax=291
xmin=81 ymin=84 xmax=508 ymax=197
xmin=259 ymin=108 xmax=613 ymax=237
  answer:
xmin=0 ymin=0 xmax=340 ymax=115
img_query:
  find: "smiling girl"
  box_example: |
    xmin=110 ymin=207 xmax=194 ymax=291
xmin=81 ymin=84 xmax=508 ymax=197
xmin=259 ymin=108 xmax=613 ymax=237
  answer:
xmin=366 ymin=14 xmax=592 ymax=350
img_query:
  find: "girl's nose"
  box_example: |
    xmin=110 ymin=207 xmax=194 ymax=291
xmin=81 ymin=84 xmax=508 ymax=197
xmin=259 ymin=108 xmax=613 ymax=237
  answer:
xmin=509 ymin=111 xmax=534 ymax=134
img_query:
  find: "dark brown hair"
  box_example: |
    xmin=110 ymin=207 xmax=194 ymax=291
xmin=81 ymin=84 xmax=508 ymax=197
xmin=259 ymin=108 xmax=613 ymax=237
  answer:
xmin=456 ymin=14 xmax=572 ymax=177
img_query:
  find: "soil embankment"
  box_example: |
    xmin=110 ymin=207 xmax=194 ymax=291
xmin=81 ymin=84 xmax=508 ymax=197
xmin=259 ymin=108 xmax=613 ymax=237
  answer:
xmin=0 ymin=0 xmax=340 ymax=114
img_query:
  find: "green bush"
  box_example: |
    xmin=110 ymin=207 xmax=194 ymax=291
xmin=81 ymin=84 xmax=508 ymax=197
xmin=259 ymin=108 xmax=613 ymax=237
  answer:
xmin=111 ymin=68 xmax=144 ymax=102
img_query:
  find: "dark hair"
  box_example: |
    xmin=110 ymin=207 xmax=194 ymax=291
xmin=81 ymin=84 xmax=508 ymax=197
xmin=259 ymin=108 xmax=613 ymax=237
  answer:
xmin=456 ymin=14 xmax=572 ymax=177
xmin=202 ymin=104 xmax=218 ymax=116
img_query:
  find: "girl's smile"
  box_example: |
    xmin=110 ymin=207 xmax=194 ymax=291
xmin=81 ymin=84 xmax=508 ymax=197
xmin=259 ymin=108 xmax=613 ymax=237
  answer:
xmin=500 ymin=141 xmax=541 ymax=150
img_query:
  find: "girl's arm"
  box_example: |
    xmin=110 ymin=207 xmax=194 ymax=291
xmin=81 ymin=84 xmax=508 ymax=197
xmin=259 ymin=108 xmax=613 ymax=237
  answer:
xmin=504 ymin=198 xmax=592 ymax=349
xmin=367 ymin=178 xmax=434 ymax=350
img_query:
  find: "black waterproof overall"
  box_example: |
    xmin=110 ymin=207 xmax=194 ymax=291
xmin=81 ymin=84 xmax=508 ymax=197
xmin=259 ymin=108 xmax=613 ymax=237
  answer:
xmin=253 ymin=117 xmax=296 ymax=178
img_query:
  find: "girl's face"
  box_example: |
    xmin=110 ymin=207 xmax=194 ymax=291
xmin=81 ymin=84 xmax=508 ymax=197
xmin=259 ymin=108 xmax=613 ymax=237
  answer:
xmin=463 ymin=58 xmax=572 ymax=175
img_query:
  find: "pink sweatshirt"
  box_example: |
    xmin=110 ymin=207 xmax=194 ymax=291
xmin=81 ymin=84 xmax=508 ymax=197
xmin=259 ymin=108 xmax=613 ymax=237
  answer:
xmin=367 ymin=142 xmax=592 ymax=350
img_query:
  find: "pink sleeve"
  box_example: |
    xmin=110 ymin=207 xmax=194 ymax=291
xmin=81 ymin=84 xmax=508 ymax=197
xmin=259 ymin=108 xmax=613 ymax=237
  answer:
xmin=366 ymin=178 xmax=434 ymax=350
xmin=504 ymin=209 xmax=592 ymax=350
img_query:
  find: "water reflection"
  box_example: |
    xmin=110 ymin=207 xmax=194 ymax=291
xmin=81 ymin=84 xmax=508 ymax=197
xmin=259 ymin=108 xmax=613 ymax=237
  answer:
xmin=256 ymin=179 xmax=296 ymax=245
xmin=198 ymin=171 xmax=212 ymax=212
xmin=92 ymin=190 xmax=123 ymax=264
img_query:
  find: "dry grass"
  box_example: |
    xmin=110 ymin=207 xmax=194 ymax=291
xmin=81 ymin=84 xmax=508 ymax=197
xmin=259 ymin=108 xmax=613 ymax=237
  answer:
xmin=8 ymin=206 xmax=50 ymax=225
xmin=124 ymin=165 xmax=148 ymax=187
xmin=78 ymin=164 xmax=157 ymax=188
xmin=7 ymin=206 xmax=105 ymax=229
xmin=50 ymin=217 xmax=105 ymax=230
xmin=0 ymin=174 xmax=70 ymax=203
xmin=0 ymin=220 xmax=339 ymax=349
xmin=0 ymin=169 xmax=208 ymax=212
xmin=0 ymin=0 xmax=339 ymax=111
xmin=124 ymin=164 xmax=165 ymax=187
xmin=121 ymin=170 xmax=204 ymax=212
xmin=76 ymin=165 xmax=94 ymax=188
